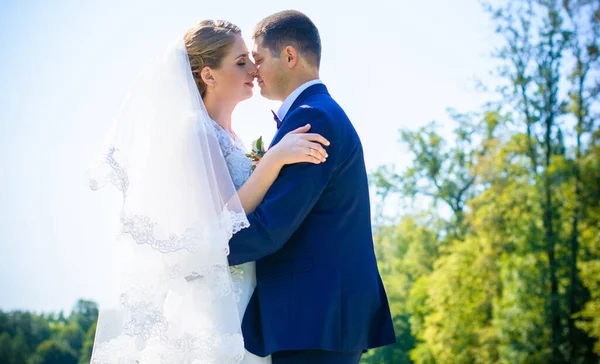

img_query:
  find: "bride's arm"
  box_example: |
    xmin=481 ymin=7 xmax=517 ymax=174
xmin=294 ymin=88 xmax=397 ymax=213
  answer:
xmin=237 ymin=124 xmax=330 ymax=215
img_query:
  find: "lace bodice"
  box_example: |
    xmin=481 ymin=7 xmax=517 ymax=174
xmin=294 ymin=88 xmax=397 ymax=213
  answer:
xmin=211 ymin=120 xmax=253 ymax=191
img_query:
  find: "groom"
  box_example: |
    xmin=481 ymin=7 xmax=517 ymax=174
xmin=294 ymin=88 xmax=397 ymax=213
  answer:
xmin=227 ymin=10 xmax=396 ymax=363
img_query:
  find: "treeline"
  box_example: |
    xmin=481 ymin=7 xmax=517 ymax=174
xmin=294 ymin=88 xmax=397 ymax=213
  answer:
xmin=362 ymin=1 xmax=600 ymax=363
xmin=0 ymin=300 xmax=97 ymax=364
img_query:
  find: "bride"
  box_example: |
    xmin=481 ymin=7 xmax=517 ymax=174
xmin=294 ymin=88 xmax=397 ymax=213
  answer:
xmin=87 ymin=20 xmax=329 ymax=364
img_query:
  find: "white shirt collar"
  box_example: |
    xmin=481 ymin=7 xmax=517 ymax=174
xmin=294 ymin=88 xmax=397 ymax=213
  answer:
xmin=277 ymin=79 xmax=323 ymax=121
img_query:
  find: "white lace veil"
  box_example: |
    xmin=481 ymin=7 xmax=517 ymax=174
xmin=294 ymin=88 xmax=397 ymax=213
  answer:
xmin=86 ymin=39 xmax=249 ymax=364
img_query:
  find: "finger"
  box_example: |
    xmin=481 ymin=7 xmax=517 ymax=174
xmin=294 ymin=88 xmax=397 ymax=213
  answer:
xmin=303 ymin=133 xmax=330 ymax=146
xmin=289 ymin=124 xmax=311 ymax=134
xmin=306 ymin=142 xmax=328 ymax=161
xmin=304 ymin=154 xmax=322 ymax=164
xmin=306 ymin=147 xmax=327 ymax=163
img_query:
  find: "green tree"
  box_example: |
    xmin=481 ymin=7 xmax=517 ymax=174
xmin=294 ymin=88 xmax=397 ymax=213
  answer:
xmin=361 ymin=216 xmax=441 ymax=364
xmin=483 ymin=0 xmax=600 ymax=361
xmin=562 ymin=0 xmax=600 ymax=360
xmin=30 ymin=340 xmax=78 ymax=364
xmin=365 ymin=0 xmax=600 ymax=362
xmin=78 ymin=321 xmax=96 ymax=364
xmin=4 ymin=311 xmax=52 ymax=351
xmin=69 ymin=300 xmax=98 ymax=336
xmin=371 ymin=111 xmax=485 ymax=236
xmin=12 ymin=330 xmax=30 ymax=364
xmin=0 ymin=332 xmax=15 ymax=364
xmin=57 ymin=324 xmax=85 ymax=354
xmin=575 ymin=143 xmax=600 ymax=355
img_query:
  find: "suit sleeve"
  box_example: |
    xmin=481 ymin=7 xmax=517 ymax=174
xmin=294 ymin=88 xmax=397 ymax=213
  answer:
xmin=227 ymin=107 xmax=337 ymax=266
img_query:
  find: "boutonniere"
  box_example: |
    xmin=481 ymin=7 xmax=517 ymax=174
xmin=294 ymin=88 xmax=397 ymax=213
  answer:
xmin=246 ymin=136 xmax=266 ymax=170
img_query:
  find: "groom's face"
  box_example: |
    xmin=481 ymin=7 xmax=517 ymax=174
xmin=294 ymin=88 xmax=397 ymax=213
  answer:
xmin=252 ymin=37 xmax=286 ymax=101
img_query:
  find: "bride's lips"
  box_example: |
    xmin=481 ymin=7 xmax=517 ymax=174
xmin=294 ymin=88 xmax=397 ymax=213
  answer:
xmin=245 ymin=82 xmax=254 ymax=88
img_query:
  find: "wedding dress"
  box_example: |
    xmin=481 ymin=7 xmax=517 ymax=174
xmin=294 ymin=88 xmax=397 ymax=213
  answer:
xmin=87 ymin=39 xmax=270 ymax=364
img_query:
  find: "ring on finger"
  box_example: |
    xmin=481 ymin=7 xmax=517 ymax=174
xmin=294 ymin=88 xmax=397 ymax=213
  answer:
xmin=308 ymin=148 xmax=315 ymax=157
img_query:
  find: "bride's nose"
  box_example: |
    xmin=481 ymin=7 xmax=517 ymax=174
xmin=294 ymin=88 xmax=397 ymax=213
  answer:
xmin=249 ymin=63 xmax=258 ymax=76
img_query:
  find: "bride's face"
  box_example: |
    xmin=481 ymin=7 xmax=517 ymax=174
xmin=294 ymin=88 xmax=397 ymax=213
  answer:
xmin=209 ymin=35 xmax=256 ymax=103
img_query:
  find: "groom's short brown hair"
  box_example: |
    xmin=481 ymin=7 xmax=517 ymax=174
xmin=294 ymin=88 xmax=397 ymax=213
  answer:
xmin=253 ymin=10 xmax=321 ymax=68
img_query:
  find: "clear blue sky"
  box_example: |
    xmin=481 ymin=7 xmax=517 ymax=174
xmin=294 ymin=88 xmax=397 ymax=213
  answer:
xmin=0 ymin=0 xmax=500 ymax=313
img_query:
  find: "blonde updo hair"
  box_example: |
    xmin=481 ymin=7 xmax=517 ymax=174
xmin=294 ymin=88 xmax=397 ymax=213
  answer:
xmin=184 ymin=20 xmax=242 ymax=98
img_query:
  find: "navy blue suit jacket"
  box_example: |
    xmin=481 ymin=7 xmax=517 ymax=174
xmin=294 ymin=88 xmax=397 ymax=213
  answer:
xmin=228 ymin=84 xmax=396 ymax=356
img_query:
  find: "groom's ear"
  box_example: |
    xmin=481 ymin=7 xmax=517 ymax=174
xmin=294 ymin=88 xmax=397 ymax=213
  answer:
xmin=200 ymin=67 xmax=216 ymax=87
xmin=282 ymin=46 xmax=298 ymax=69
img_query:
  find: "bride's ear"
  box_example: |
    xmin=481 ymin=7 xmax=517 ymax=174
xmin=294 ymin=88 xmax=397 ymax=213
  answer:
xmin=201 ymin=67 xmax=216 ymax=87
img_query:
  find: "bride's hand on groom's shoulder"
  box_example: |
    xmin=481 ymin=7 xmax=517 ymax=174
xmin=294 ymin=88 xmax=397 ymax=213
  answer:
xmin=266 ymin=124 xmax=330 ymax=167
